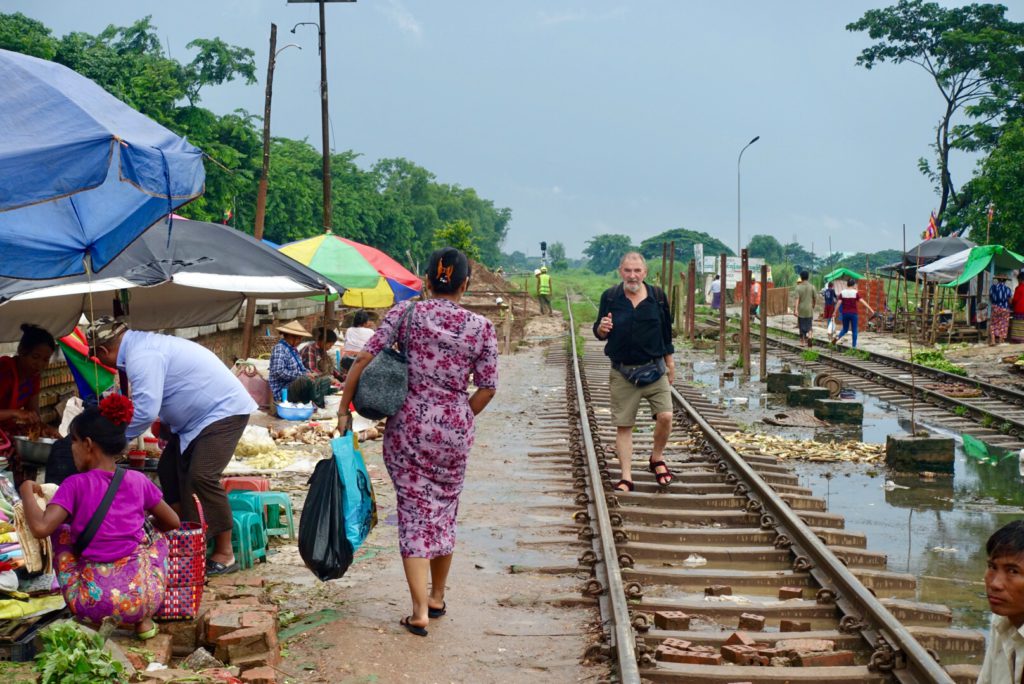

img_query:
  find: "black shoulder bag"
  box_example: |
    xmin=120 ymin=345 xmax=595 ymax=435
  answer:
xmin=353 ymin=302 xmax=417 ymax=420
xmin=73 ymin=467 xmax=126 ymax=556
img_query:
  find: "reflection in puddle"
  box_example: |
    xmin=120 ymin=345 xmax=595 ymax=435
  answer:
xmin=682 ymin=355 xmax=1024 ymax=631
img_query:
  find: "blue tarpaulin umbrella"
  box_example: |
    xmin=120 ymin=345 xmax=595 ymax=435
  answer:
xmin=0 ymin=49 xmax=206 ymax=279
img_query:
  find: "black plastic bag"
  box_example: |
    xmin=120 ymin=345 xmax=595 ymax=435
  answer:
xmin=298 ymin=456 xmax=354 ymax=581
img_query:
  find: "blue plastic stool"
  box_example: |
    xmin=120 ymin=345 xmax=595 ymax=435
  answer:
xmin=229 ymin=490 xmax=295 ymax=540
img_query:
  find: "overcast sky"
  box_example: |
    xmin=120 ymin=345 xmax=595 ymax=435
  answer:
xmin=9 ymin=1 xmax=1018 ymax=258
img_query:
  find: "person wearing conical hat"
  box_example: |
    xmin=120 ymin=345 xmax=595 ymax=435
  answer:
xmin=268 ymin=320 xmax=330 ymax=408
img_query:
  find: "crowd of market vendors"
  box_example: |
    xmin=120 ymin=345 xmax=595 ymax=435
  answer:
xmin=0 ymin=247 xmax=497 ymax=642
xmin=706 ymin=267 xmax=1024 ymax=349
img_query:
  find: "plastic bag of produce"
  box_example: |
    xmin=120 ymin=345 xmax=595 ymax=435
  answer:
xmin=235 ymin=426 xmax=275 ymax=457
xmin=331 ymin=431 xmax=377 ymax=553
xmin=298 ymin=454 xmax=354 ymax=581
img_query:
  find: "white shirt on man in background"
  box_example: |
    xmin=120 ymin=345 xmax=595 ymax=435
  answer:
xmin=979 ymin=614 xmax=1024 ymax=683
xmin=343 ymin=326 xmax=375 ymax=353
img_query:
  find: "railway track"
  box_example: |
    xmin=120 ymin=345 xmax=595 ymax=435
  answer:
xmin=548 ymin=304 xmax=983 ymax=683
xmin=736 ymin=319 xmax=1024 ymax=452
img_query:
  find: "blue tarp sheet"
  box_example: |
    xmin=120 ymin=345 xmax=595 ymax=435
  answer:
xmin=0 ymin=49 xmax=205 ymax=279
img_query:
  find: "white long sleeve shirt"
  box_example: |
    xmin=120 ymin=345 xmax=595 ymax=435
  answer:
xmin=979 ymin=614 xmax=1024 ymax=684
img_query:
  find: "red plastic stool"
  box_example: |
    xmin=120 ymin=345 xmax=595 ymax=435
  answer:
xmin=222 ymin=476 xmax=270 ymax=494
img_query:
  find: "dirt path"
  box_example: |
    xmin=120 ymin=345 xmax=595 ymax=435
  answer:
xmin=257 ymin=343 xmax=603 ymax=684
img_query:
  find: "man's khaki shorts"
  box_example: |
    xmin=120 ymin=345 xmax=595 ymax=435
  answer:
xmin=609 ymin=368 xmax=673 ymax=427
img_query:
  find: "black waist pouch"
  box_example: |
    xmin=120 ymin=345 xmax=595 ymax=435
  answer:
xmin=615 ymin=359 xmax=665 ymax=387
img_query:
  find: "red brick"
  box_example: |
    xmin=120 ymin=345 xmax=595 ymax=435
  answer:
xmin=241 ymin=665 xmax=278 ymax=684
xmin=779 ymin=619 xmax=812 ymax=632
xmin=240 ymin=610 xmax=278 ymax=630
xmin=737 ymin=613 xmax=765 ymax=631
xmin=233 ymin=650 xmax=282 ymax=669
xmin=776 ymin=638 xmax=834 ymax=653
xmin=209 ymin=575 xmax=265 ymax=589
xmin=724 ymin=631 xmax=756 ymax=647
xmin=778 ymin=586 xmax=803 ymax=600
xmin=656 ymin=645 xmax=688 ymax=662
xmin=721 ymin=645 xmax=769 ymax=666
xmin=705 ymin=584 xmax=732 ymax=597
xmin=653 ymin=611 xmax=691 ymax=630
xmin=756 ymin=647 xmax=784 ymax=659
xmin=205 ymin=609 xmax=243 ymax=643
xmin=796 ymin=650 xmax=855 ymax=667
xmin=215 ymin=625 xmax=278 ymax=664
xmin=688 ymin=645 xmax=718 ymax=654
xmin=661 ymin=638 xmax=692 ymax=651
xmin=658 ymin=650 xmax=723 ymax=665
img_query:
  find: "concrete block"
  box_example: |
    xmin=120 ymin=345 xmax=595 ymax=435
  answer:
xmin=813 ymin=399 xmax=864 ymax=423
xmin=767 ymin=372 xmax=806 ymax=393
xmin=885 ymin=435 xmax=955 ymax=474
xmin=795 ymin=650 xmax=855 ymax=667
xmin=777 ymin=638 xmax=834 ymax=653
xmin=786 ymin=386 xmax=830 ymax=407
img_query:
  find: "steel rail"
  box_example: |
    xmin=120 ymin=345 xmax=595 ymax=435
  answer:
xmin=759 ymin=333 xmax=1024 ymax=436
xmin=741 ymin=317 xmax=1024 ymax=407
xmin=668 ymin=384 xmax=954 ymax=683
xmin=566 ymin=296 xmax=641 ymax=682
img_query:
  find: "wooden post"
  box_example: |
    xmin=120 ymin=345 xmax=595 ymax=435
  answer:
xmin=745 ymin=248 xmax=753 ymax=374
xmin=688 ymin=260 xmax=697 ymax=344
xmin=667 ymin=240 xmax=677 ymax=309
xmin=718 ymin=253 xmax=727 ymax=363
xmin=759 ymin=264 xmax=768 ymax=378
xmin=672 ymin=284 xmax=682 ymax=331
xmin=661 ymin=242 xmax=668 ymax=286
xmin=503 ymin=309 xmax=512 ymax=355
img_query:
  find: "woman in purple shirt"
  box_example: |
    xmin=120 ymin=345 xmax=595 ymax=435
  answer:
xmin=19 ymin=396 xmax=179 ymax=639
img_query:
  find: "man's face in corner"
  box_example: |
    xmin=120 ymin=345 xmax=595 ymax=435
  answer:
xmin=986 ymin=551 xmax=1024 ymax=627
xmin=619 ymin=258 xmax=646 ymax=294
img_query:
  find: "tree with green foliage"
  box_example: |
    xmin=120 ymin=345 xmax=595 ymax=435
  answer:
xmin=746 ymin=234 xmax=784 ymax=263
xmin=947 ymin=119 xmax=1024 ymax=251
xmin=547 ymin=242 xmax=569 ymax=270
xmin=584 ymin=234 xmax=635 ymax=274
xmin=772 ymin=262 xmax=797 ymax=288
xmin=433 ymin=219 xmax=481 ymax=261
xmin=782 ymin=242 xmax=816 ymax=268
xmin=638 ymin=228 xmax=732 ymax=266
xmin=0 ymin=12 xmax=512 ymax=267
xmin=847 ymin=1 xmax=1024 ymax=228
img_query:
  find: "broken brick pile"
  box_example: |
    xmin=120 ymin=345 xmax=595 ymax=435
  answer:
xmin=652 ymin=584 xmax=856 ymax=669
xmin=152 ymin=575 xmax=281 ymax=684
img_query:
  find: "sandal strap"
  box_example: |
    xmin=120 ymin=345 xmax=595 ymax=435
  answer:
xmin=615 ymin=479 xmax=635 ymax=492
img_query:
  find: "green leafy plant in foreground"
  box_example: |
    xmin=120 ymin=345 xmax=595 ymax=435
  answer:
xmin=36 ymin=621 xmax=125 ymax=684
xmin=911 ymin=349 xmax=967 ymax=376
xmin=801 ymin=350 xmax=820 ymax=362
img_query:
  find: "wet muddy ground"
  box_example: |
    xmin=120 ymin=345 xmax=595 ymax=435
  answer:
xmin=678 ymin=341 xmax=1020 ymax=631
xmin=245 ymin=336 xmax=603 ymax=684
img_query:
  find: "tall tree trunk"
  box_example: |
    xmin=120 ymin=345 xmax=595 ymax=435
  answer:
xmin=936 ymin=99 xmax=956 ymax=232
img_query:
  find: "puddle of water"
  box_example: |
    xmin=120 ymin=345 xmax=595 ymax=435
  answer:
xmin=681 ymin=355 xmax=1024 ymax=631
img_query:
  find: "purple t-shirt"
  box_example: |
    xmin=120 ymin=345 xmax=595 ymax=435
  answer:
xmin=50 ymin=469 xmax=163 ymax=562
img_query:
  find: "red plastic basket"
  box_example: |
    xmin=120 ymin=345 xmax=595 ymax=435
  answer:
xmin=156 ymin=495 xmax=206 ymax=621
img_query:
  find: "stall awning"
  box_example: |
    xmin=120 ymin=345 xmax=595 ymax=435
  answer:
xmin=823 ymin=267 xmax=865 ymax=282
xmin=940 ymin=245 xmax=1024 ymax=288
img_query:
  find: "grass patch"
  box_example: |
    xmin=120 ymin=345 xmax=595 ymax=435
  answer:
xmin=843 ymin=348 xmax=871 ymax=361
xmin=954 ymin=405 xmax=968 ymax=417
xmin=801 ymin=349 xmax=820 ymax=362
xmin=547 ymin=269 xmax=612 ymax=327
xmin=911 ymin=349 xmax=967 ymax=376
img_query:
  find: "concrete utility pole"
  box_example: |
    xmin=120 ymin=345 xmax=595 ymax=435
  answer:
xmin=242 ymin=24 xmax=300 ymax=359
xmin=718 ymin=253 xmax=727 ymax=363
xmin=759 ymin=264 xmax=768 ymax=378
xmin=741 ymin=249 xmax=750 ymax=375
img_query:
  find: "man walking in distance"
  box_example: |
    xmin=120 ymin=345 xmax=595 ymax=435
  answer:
xmin=794 ymin=270 xmax=817 ymax=347
xmin=536 ymin=266 xmax=553 ymax=315
xmin=593 ymin=252 xmax=676 ymax=492
xmin=88 ymin=317 xmax=257 ymax=575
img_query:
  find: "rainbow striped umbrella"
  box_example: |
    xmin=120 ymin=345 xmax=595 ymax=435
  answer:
xmin=279 ymin=234 xmax=421 ymax=308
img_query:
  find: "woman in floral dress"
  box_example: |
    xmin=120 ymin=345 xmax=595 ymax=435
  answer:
xmin=338 ymin=248 xmax=498 ymax=637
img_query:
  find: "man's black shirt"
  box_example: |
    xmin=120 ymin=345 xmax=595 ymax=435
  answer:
xmin=592 ymin=282 xmax=674 ymax=364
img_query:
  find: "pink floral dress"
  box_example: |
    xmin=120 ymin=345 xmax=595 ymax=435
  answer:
xmin=363 ymin=298 xmax=498 ymax=558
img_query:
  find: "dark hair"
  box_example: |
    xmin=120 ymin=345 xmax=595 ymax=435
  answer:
xmin=800 ymin=270 xmax=809 ymax=281
xmin=827 ymin=281 xmax=834 ymax=287
xmin=68 ymin=407 xmax=127 ymax=456
xmin=312 ymin=327 xmax=338 ymax=344
xmin=18 ymin=324 xmax=55 ymax=356
xmin=427 ymin=247 xmax=471 ymax=294
xmin=847 ymin=278 xmax=856 ymax=287
xmin=987 ymin=520 xmax=1024 ymax=559
xmin=352 ymin=310 xmax=370 ymax=327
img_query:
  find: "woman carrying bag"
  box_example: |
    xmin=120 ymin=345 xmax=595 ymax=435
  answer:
xmin=337 ymin=248 xmax=498 ymax=637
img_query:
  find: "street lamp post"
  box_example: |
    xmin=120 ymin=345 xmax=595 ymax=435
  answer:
xmin=737 ymin=135 xmax=760 ymax=256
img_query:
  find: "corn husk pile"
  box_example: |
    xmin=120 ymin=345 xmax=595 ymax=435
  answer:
xmin=725 ymin=432 xmax=885 ymax=464
xmin=242 ymin=449 xmax=303 ymax=470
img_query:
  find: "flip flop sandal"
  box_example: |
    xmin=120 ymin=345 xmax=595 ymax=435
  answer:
xmin=206 ymin=559 xmax=239 ymax=576
xmin=649 ymin=460 xmax=674 ymax=487
xmin=614 ymin=479 xmax=635 ymax=492
xmin=135 ymin=625 xmax=159 ymax=641
xmin=428 ymin=602 xmax=447 ymax=619
xmin=400 ymin=616 xmax=428 ymax=637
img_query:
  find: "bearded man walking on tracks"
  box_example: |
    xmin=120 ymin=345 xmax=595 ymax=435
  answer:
xmin=593 ymin=252 xmax=676 ymax=492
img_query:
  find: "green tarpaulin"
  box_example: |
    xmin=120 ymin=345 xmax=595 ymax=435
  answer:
xmin=941 ymin=245 xmax=1024 ymax=288
xmin=823 ymin=267 xmax=865 ymax=283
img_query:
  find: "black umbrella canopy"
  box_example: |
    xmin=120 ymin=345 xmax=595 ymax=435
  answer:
xmin=904 ymin=235 xmax=975 ymax=264
xmin=0 ymin=219 xmax=345 ymax=342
